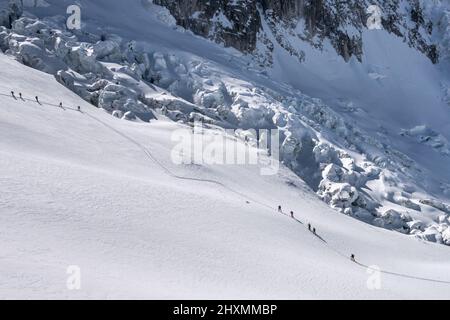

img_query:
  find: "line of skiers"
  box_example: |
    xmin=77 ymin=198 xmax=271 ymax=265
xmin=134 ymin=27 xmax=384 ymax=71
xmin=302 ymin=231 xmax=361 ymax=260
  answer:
xmin=307 ymin=223 xmax=316 ymax=235
xmin=10 ymin=91 xmax=23 ymax=100
xmin=10 ymin=91 xmax=81 ymax=111
xmin=10 ymin=90 xmax=357 ymax=263
xmin=278 ymin=205 xmax=316 ymax=233
xmin=278 ymin=205 xmax=356 ymax=263
xmin=11 ymin=90 xmax=36 ymax=102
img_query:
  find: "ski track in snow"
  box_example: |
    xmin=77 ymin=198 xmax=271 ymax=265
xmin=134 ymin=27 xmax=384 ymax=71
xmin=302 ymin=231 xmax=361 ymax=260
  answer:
xmin=1 ymin=0 xmax=450 ymax=298
xmin=2 ymin=0 xmax=450 ymax=247
xmin=1 ymin=87 xmax=450 ymax=297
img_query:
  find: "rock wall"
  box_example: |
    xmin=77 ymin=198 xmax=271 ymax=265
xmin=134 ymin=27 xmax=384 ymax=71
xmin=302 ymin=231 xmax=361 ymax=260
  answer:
xmin=0 ymin=0 xmax=23 ymax=29
xmin=153 ymin=0 xmax=261 ymax=53
xmin=154 ymin=0 xmax=439 ymax=64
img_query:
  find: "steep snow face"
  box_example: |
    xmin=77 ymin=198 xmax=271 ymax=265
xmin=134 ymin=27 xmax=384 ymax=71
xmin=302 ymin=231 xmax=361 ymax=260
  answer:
xmin=2 ymin=53 xmax=450 ymax=299
xmin=1 ymin=0 xmax=450 ymax=246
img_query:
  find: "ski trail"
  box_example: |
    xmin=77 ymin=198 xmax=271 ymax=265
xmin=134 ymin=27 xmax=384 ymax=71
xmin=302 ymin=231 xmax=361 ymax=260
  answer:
xmin=0 ymin=93 xmax=78 ymax=111
xmin=4 ymin=92 xmax=450 ymax=286
xmin=84 ymin=110 xmax=450 ymax=285
xmin=83 ymin=111 xmax=275 ymax=212
xmin=355 ymin=262 xmax=450 ymax=285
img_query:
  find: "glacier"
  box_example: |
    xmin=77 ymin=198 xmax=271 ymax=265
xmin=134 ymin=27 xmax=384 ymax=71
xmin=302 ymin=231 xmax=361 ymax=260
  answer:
xmin=1 ymin=0 xmax=450 ymax=299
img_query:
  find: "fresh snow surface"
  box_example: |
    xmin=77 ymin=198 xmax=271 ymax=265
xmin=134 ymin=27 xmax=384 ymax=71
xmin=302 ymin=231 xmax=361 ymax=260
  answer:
xmin=1 ymin=53 xmax=450 ymax=299
xmin=4 ymin=0 xmax=450 ymax=241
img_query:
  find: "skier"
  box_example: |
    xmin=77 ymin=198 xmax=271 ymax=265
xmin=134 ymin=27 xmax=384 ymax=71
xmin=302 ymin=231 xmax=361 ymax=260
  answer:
xmin=313 ymin=227 xmax=316 ymax=234
xmin=290 ymin=211 xmax=294 ymax=218
xmin=19 ymin=92 xmax=23 ymax=100
xmin=77 ymin=106 xmax=81 ymax=112
xmin=278 ymin=205 xmax=282 ymax=213
xmin=308 ymin=223 xmax=311 ymax=231
xmin=11 ymin=91 xmax=16 ymax=99
xmin=59 ymin=102 xmax=63 ymax=108
xmin=35 ymin=96 xmax=40 ymax=104
xmin=351 ymin=254 xmax=355 ymax=262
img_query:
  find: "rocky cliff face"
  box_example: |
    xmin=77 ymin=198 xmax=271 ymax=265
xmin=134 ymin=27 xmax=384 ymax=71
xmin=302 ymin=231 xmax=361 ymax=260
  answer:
xmin=154 ymin=0 xmax=261 ymax=53
xmin=154 ymin=0 xmax=440 ymax=64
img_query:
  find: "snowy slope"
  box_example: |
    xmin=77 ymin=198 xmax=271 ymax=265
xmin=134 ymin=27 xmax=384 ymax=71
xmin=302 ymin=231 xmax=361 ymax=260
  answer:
xmin=270 ymin=25 xmax=450 ymax=178
xmin=1 ymin=53 xmax=450 ymax=299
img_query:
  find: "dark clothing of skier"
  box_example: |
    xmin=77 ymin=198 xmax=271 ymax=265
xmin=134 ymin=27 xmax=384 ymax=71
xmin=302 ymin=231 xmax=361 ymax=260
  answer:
xmin=351 ymin=254 xmax=355 ymax=262
xmin=290 ymin=211 xmax=294 ymax=218
xmin=308 ymin=223 xmax=311 ymax=231
xmin=278 ymin=205 xmax=282 ymax=213
xmin=313 ymin=228 xmax=316 ymax=234
xmin=11 ymin=91 xmax=16 ymax=99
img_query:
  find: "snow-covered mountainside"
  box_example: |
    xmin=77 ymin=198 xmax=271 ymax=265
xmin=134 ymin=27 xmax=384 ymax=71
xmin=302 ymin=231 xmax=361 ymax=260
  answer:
xmin=1 ymin=0 xmax=450 ymax=298
xmin=2 ymin=44 xmax=450 ymax=300
xmin=155 ymin=0 xmax=443 ymax=64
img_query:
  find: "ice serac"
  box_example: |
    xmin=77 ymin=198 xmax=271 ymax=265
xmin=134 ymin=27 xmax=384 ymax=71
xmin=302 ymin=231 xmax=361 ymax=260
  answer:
xmin=0 ymin=0 xmax=22 ymax=28
xmin=155 ymin=0 xmax=439 ymax=63
xmin=3 ymin=52 xmax=450 ymax=299
xmin=1 ymin=0 xmax=449 ymax=246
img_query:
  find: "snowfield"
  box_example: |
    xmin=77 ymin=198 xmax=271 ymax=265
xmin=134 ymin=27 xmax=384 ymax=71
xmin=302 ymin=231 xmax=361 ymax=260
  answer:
xmin=1 ymin=0 xmax=450 ymax=299
xmin=1 ymin=0 xmax=450 ymax=245
xmin=1 ymin=53 xmax=450 ymax=299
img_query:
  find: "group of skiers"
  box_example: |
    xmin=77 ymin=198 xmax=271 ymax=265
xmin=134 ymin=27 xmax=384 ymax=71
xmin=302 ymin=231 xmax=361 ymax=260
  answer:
xmin=9 ymin=90 xmax=357 ymax=263
xmin=307 ymin=223 xmax=316 ymax=235
xmin=278 ymin=205 xmax=317 ymax=233
xmin=10 ymin=91 xmax=23 ymax=100
xmin=10 ymin=91 xmax=81 ymax=112
xmin=278 ymin=205 xmax=356 ymax=263
xmin=11 ymin=91 xmax=39 ymax=103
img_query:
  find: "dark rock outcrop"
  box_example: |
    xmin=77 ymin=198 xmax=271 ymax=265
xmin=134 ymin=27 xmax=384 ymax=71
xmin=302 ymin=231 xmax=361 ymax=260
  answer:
xmin=154 ymin=0 xmax=261 ymax=53
xmin=154 ymin=0 xmax=440 ymax=64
